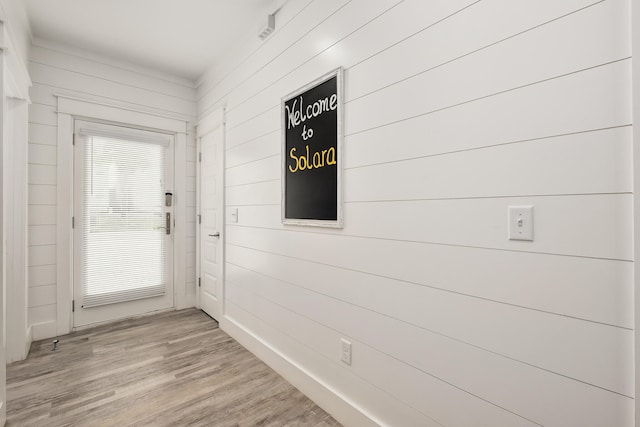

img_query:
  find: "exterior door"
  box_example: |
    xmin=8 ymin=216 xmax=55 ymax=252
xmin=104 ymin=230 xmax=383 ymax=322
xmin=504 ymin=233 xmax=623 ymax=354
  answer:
xmin=73 ymin=120 xmax=174 ymax=327
xmin=199 ymin=125 xmax=224 ymax=321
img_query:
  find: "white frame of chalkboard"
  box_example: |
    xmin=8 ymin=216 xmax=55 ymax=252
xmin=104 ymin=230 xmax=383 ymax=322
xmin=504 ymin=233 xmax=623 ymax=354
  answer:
xmin=281 ymin=67 xmax=344 ymax=228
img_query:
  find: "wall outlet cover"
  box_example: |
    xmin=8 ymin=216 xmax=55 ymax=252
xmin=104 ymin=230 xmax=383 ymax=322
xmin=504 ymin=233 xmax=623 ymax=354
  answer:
xmin=340 ymin=338 xmax=352 ymax=365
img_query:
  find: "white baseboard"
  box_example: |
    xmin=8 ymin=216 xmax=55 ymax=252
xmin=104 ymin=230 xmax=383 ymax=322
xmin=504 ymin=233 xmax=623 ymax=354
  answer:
xmin=32 ymin=321 xmax=58 ymax=341
xmin=220 ymin=316 xmax=379 ymax=427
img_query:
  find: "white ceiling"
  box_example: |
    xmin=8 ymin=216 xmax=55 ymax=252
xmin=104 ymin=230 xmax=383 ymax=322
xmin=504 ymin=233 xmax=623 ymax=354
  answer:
xmin=25 ymin=0 xmax=276 ymax=82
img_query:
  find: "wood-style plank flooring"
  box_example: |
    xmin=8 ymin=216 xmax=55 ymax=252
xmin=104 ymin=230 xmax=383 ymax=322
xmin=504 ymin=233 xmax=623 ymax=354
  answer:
xmin=7 ymin=309 xmax=341 ymax=426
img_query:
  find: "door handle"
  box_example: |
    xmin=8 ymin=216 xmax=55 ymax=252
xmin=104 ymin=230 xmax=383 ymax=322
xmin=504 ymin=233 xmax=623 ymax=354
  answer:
xmin=209 ymin=232 xmax=220 ymax=238
xmin=166 ymin=212 xmax=171 ymax=235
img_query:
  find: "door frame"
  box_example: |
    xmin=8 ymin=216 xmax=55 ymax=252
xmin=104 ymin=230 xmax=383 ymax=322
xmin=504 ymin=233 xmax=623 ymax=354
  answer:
xmin=633 ymin=0 xmax=640 ymax=423
xmin=1 ymin=18 xmax=32 ymax=424
xmin=56 ymin=95 xmax=190 ymax=335
xmin=195 ymin=107 xmax=225 ymax=320
xmin=71 ymin=120 xmax=176 ymax=328
xmin=5 ymin=95 xmax=29 ymax=363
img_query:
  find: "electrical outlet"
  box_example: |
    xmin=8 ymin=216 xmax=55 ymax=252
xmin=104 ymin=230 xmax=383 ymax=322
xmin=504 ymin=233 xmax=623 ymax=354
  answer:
xmin=340 ymin=338 xmax=352 ymax=365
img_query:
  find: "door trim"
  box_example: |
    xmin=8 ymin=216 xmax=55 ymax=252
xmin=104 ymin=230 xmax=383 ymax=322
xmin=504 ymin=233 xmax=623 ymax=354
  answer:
xmin=56 ymin=95 xmax=190 ymax=336
xmin=632 ymin=0 xmax=640 ymax=422
xmin=196 ymin=107 xmax=225 ymax=318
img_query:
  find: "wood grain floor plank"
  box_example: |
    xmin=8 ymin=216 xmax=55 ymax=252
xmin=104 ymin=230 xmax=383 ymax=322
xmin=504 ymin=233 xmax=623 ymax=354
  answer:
xmin=7 ymin=309 xmax=341 ymax=427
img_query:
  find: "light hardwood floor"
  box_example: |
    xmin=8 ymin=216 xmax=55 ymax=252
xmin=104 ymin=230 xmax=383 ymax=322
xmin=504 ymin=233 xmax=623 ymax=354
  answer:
xmin=7 ymin=309 xmax=341 ymax=426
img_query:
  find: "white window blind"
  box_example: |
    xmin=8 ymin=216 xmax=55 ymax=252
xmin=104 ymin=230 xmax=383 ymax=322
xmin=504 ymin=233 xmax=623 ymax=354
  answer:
xmin=80 ymin=131 xmax=167 ymax=308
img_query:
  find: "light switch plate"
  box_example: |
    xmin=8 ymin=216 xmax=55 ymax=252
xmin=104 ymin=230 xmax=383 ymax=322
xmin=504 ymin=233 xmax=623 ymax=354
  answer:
xmin=508 ymin=206 xmax=533 ymax=241
xmin=230 ymin=208 xmax=238 ymax=223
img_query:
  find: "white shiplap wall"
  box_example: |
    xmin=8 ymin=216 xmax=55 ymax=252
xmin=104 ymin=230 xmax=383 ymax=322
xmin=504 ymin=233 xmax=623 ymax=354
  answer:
xmin=28 ymin=39 xmax=198 ymax=339
xmin=197 ymin=0 xmax=634 ymax=425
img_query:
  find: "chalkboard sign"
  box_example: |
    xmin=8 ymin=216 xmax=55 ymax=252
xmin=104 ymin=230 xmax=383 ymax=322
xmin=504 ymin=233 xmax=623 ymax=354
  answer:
xmin=282 ymin=68 xmax=343 ymax=227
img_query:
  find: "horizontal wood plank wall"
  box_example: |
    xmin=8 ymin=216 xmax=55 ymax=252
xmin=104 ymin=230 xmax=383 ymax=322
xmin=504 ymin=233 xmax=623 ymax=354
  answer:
xmin=28 ymin=40 xmax=198 ymax=339
xmin=197 ymin=0 xmax=633 ymax=425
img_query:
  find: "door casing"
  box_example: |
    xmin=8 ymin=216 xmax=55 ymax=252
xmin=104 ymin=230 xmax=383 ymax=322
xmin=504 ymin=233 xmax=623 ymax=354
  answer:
xmin=56 ymin=95 xmax=190 ymax=335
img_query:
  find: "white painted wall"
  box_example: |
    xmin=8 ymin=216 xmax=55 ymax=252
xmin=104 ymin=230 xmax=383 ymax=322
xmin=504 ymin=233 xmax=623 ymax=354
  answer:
xmin=28 ymin=39 xmax=199 ymax=339
xmin=0 ymin=0 xmax=32 ymax=368
xmin=0 ymin=0 xmax=31 ymax=72
xmin=197 ymin=0 xmax=634 ymax=425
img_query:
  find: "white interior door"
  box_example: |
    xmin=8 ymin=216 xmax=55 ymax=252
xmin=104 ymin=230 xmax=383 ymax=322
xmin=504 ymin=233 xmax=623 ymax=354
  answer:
xmin=73 ymin=121 xmax=174 ymax=327
xmin=199 ymin=125 xmax=224 ymax=321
